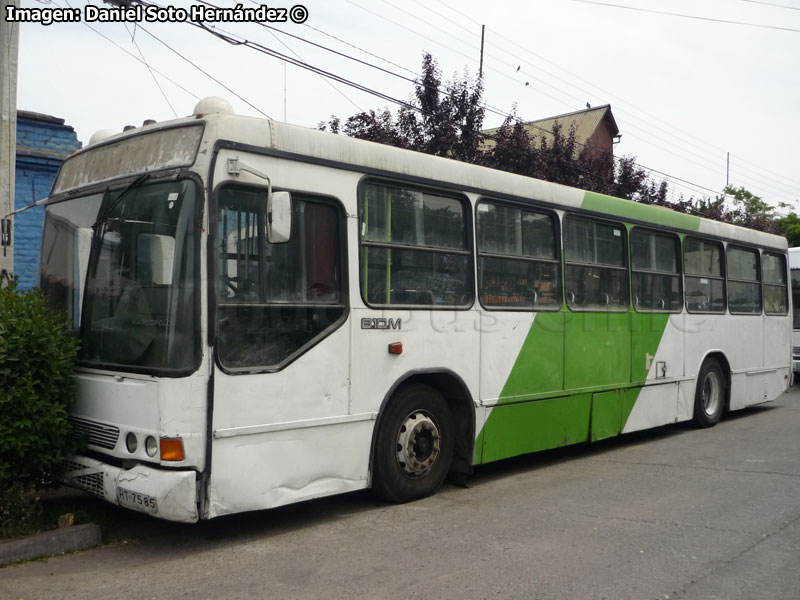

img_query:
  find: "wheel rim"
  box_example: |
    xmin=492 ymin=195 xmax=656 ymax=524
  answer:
xmin=702 ymin=370 xmax=723 ymax=417
xmin=395 ymin=410 xmax=441 ymax=478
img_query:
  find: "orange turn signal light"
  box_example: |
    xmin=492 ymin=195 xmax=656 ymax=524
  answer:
xmin=388 ymin=342 xmax=403 ymax=355
xmin=160 ymin=438 xmax=185 ymax=461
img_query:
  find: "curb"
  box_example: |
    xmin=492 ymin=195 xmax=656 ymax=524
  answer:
xmin=0 ymin=523 xmax=102 ymax=567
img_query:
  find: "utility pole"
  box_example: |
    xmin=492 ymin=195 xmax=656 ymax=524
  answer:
xmin=479 ymin=25 xmax=485 ymax=79
xmin=726 ymin=152 xmax=730 ymax=188
xmin=1 ymin=0 xmax=20 ymax=280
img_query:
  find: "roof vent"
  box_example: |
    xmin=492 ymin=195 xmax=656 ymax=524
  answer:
xmin=88 ymin=129 xmax=118 ymax=146
xmin=193 ymin=97 xmax=234 ymax=118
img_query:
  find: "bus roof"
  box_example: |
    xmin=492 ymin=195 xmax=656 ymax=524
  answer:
xmin=65 ymin=112 xmax=788 ymax=251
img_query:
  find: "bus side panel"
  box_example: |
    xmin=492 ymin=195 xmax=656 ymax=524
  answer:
xmin=475 ymin=311 xmax=567 ymax=464
xmin=349 ymin=306 xmax=481 ymax=466
xmin=564 ymin=312 xmax=631 ymax=389
xmin=480 ymin=311 xmax=564 ymax=404
xmin=207 ymin=421 xmax=373 ymax=517
xmin=621 ymin=383 xmax=679 ymax=434
xmin=481 ymin=394 xmax=591 ymax=463
xmin=208 ymin=324 xmax=355 ymax=517
xmin=622 ymin=312 xmax=683 ymax=432
xmin=764 ymin=315 xmax=790 ymax=370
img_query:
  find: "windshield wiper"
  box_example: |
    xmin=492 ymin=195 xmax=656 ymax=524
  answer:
xmin=92 ymin=174 xmax=149 ymax=230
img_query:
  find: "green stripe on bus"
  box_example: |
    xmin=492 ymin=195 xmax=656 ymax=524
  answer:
xmin=582 ymin=191 xmax=701 ymax=231
xmin=473 ymin=310 xmax=671 ymax=465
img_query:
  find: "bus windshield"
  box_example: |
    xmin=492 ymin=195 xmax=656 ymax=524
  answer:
xmin=40 ymin=179 xmax=198 ymax=374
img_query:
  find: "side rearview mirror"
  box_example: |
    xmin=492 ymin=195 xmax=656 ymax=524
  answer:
xmin=267 ymin=190 xmax=292 ymax=243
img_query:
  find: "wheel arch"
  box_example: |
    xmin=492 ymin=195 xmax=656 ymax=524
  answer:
xmin=369 ymin=369 xmax=476 ymax=484
xmin=696 ymin=350 xmax=732 ymax=409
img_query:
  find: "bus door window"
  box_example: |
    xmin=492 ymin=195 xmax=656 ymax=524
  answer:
xmin=762 ymin=252 xmax=788 ymax=315
xmin=215 ymin=187 xmax=346 ymax=371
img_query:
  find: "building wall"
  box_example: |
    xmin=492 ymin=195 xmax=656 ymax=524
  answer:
xmin=14 ymin=112 xmax=81 ymax=290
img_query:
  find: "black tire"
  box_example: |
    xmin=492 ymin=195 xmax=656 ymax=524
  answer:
xmin=692 ymin=359 xmax=726 ymax=428
xmin=372 ymin=383 xmax=455 ymax=503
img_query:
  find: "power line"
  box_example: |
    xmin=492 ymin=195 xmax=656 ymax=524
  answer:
xmin=120 ymin=0 xmax=763 ymax=204
xmin=191 ymin=14 xmax=722 ymax=198
xmin=304 ymin=23 xmax=419 ymax=77
xmin=124 ymin=23 xmax=178 ymax=118
xmin=230 ymin=0 xmax=363 ymax=113
xmin=564 ymin=0 xmax=800 ymax=33
xmin=735 ymin=0 xmax=800 ymax=11
xmin=56 ymin=0 xmax=199 ymax=100
xmin=134 ymin=23 xmax=273 ymax=119
xmin=348 ymin=0 xmax=744 ymax=199
xmin=432 ymin=0 xmax=800 ymax=196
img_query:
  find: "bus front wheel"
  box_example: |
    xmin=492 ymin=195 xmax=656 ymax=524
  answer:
xmin=372 ymin=383 xmax=455 ymax=503
xmin=692 ymin=359 xmax=725 ymax=428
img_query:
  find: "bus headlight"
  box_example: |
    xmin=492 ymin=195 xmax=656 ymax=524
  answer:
xmin=125 ymin=432 xmax=138 ymax=453
xmin=145 ymin=436 xmax=158 ymax=457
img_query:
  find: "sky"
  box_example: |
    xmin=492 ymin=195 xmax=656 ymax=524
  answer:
xmin=14 ymin=0 xmax=800 ymax=211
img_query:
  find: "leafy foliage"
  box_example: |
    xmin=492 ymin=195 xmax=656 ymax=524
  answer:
xmin=0 ymin=277 xmax=81 ymax=536
xmin=321 ymin=53 xmax=794 ymax=238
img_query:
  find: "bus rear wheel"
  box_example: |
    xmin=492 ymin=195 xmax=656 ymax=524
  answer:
xmin=372 ymin=383 xmax=454 ymax=503
xmin=692 ymin=359 xmax=725 ymax=428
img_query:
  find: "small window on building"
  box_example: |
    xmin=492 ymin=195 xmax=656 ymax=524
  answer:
xmin=631 ymin=229 xmax=682 ymax=312
xmin=727 ymin=246 xmax=762 ymax=314
xmin=563 ymin=215 xmax=628 ymax=311
xmin=477 ymin=202 xmax=561 ymax=310
xmin=684 ymin=237 xmax=726 ymax=313
xmin=360 ymin=181 xmax=473 ymax=307
xmin=762 ymin=252 xmax=788 ymax=315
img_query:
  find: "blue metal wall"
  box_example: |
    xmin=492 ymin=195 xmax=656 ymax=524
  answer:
xmin=14 ymin=112 xmax=81 ymax=290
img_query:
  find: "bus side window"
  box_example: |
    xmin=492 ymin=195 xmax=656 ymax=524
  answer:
xmin=563 ymin=215 xmax=628 ymax=312
xmin=762 ymin=251 xmax=788 ymax=315
xmin=727 ymin=246 xmax=762 ymax=314
xmin=630 ymin=228 xmax=682 ymax=312
xmin=476 ymin=202 xmax=561 ymax=310
xmin=684 ymin=237 xmax=726 ymax=313
xmin=360 ymin=181 xmax=473 ymax=307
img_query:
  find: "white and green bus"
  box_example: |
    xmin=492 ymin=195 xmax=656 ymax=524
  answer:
xmin=43 ymin=98 xmax=790 ymax=522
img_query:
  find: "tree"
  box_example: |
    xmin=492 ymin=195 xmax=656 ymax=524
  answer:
xmin=778 ymin=212 xmax=800 ymax=247
xmin=323 ymin=53 xmax=786 ymax=237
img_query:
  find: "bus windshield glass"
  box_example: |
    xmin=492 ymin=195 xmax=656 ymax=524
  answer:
xmin=40 ymin=179 xmax=198 ymax=374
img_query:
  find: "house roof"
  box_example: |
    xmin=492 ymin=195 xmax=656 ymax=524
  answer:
xmin=483 ymin=104 xmax=619 ymax=149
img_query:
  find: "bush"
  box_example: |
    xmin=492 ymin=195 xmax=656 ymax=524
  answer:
xmin=0 ymin=277 xmax=81 ymax=536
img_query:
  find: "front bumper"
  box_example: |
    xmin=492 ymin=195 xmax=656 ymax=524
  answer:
xmin=64 ymin=455 xmax=199 ymax=523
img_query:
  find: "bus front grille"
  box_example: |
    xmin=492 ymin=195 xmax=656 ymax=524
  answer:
xmin=67 ymin=416 xmax=120 ymax=450
xmin=62 ymin=460 xmax=105 ymax=499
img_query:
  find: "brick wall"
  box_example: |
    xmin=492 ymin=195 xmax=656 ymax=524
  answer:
xmin=14 ymin=112 xmax=81 ymax=290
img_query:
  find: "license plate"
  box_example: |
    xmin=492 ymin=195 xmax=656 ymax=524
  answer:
xmin=117 ymin=487 xmax=158 ymax=513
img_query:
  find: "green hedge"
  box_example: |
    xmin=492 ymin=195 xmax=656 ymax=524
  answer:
xmin=0 ymin=277 xmax=82 ymax=535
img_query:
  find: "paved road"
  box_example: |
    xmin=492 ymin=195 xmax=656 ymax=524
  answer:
xmin=3 ymin=390 xmax=800 ymax=600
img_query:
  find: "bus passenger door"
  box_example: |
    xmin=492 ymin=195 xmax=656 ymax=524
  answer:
xmin=207 ymin=184 xmax=355 ymax=518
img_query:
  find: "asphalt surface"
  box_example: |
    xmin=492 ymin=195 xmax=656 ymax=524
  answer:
xmin=3 ymin=389 xmax=800 ymax=600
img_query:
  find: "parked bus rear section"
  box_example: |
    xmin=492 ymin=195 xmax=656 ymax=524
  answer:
xmin=789 ymin=247 xmax=800 ymax=378
xmin=41 ymin=98 xmax=791 ymax=522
